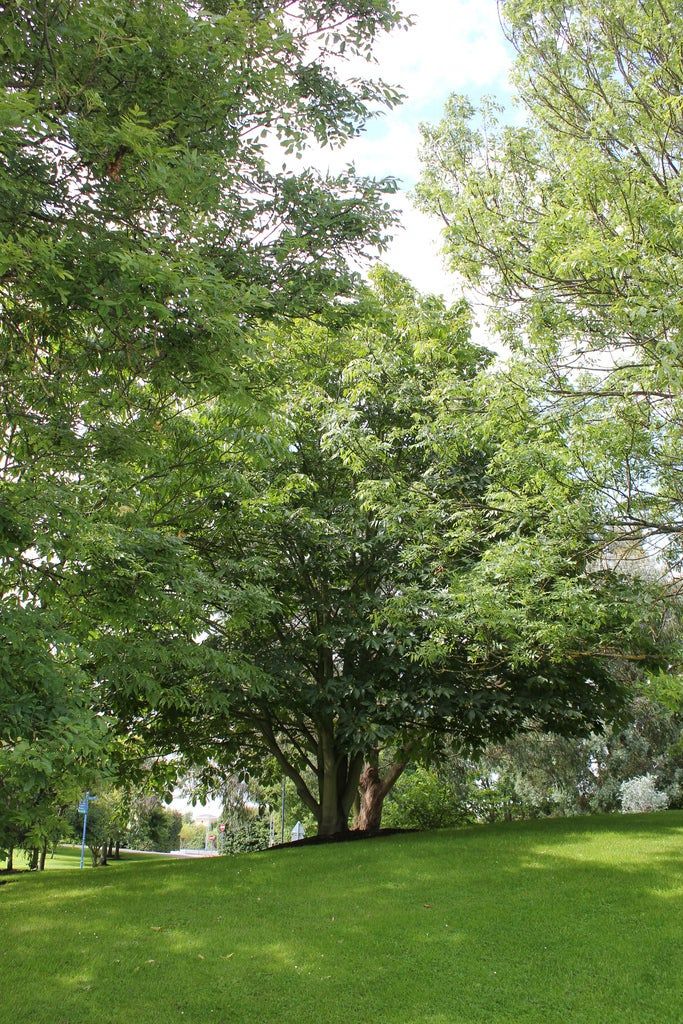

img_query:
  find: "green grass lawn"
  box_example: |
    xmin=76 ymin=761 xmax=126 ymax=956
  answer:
xmin=1 ymin=845 xmax=168 ymax=872
xmin=0 ymin=812 xmax=681 ymax=1024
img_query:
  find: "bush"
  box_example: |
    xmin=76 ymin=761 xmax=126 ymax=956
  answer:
xmin=620 ymin=774 xmax=669 ymax=813
xmin=126 ymin=799 xmax=182 ymax=852
xmin=383 ymin=767 xmax=470 ymax=831
xmin=179 ymin=822 xmax=207 ymax=850
xmin=221 ymin=817 xmax=270 ymax=855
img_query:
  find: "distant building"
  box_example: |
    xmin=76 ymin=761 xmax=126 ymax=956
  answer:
xmin=192 ymin=811 xmax=219 ymax=826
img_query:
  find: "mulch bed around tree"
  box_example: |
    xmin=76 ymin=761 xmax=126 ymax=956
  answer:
xmin=267 ymin=827 xmax=417 ymax=850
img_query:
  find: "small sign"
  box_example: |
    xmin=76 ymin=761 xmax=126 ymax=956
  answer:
xmin=78 ymin=793 xmax=97 ymax=815
xmin=291 ymin=821 xmax=305 ymax=842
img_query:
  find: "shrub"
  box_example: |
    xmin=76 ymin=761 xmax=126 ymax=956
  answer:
xmin=620 ymin=774 xmax=669 ymax=813
xmin=179 ymin=822 xmax=207 ymax=850
xmin=221 ymin=818 xmax=270 ymax=855
xmin=383 ymin=767 xmax=470 ymax=831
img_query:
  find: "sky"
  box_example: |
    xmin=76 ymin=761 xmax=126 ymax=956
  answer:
xmin=321 ymin=0 xmax=516 ymax=298
xmin=175 ymin=1 xmax=515 ymax=824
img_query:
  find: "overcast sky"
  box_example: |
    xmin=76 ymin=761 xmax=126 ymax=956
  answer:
xmin=175 ymin=2 xmax=515 ymax=824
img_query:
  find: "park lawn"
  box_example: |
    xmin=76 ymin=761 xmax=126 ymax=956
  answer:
xmin=0 ymin=845 xmax=169 ymax=872
xmin=0 ymin=812 xmax=680 ymax=1024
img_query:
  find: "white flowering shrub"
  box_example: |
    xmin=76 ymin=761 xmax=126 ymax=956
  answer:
xmin=619 ymin=774 xmax=669 ymax=814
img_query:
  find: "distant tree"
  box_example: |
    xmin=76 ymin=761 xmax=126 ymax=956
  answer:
xmin=478 ymin=679 xmax=683 ymax=818
xmin=126 ymin=795 xmax=182 ymax=853
xmin=179 ymin=821 xmax=206 ymax=851
xmin=0 ymin=713 xmax=108 ymax=870
xmin=66 ymin=797 xmax=112 ymax=867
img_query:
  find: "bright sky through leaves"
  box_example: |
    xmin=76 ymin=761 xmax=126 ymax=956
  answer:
xmin=321 ymin=1 xmax=515 ymax=297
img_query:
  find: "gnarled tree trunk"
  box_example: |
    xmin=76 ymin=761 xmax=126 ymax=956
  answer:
xmin=259 ymin=714 xmax=365 ymax=839
xmin=355 ymin=751 xmax=410 ymax=834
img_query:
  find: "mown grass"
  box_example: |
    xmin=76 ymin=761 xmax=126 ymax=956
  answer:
xmin=1 ymin=845 xmax=167 ymax=872
xmin=0 ymin=812 xmax=681 ymax=1024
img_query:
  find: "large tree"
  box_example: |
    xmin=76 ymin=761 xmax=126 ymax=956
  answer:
xmin=101 ymin=271 xmax=671 ymax=836
xmin=417 ymin=0 xmax=683 ymax=567
xmin=0 ymin=1 xmax=405 ymax=804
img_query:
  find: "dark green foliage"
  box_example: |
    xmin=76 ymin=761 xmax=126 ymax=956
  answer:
xmin=66 ymin=798 xmax=112 ymax=866
xmin=221 ymin=817 xmax=271 ymax=856
xmin=125 ymin=796 xmax=183 ymax=853
xmin=477 ymin=684 xmax=683 ymax=820
xmin=382 ymin=679 xmax=683 ymax=828
xmin=117 ymin=270 xmax=674 ymax=838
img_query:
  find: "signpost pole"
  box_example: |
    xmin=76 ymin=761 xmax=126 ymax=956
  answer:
xmin=78 ymin=792 xmax=97 ymax=868
xmin=79 ymin=792 xmax=90 ymax=869
xmin=280 ymin=778 xmax=286 ymax=845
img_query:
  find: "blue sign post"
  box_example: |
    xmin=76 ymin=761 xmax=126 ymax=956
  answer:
xmin=78 ymin=792 xmax=97 ymax=869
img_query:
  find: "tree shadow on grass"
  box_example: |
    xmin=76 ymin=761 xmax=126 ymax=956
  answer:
xmin=2 ymin=811 xmax=681 ymax=1024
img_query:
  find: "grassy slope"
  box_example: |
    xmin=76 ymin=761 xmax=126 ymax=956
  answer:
xmin=0 ymin=812 xmax=681 ymax=1024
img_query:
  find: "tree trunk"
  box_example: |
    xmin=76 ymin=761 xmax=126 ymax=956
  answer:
xmin=355 ymin=762 xmax=385 ymax=833
xmin=39 ymin=841 xmax=48 ymax=871
xmin=114 ymin=841 xmax=120 ymax=859
xmin=316 ymin=739 xmax=364 ymax=837
xmin=99 ymin=841 xmax=108 ymax=866
xmin=355 ymin=753 xmax=410 ymax=834
xmin=318 ymin=730 xmax=347 ymax=836
xmin=108 ymin=840 xmax=114 ymax=857
xmin=6 ymin=848 xmax=13 ymax=871
xmin=256 ymin=714 xmax=363 ymax=839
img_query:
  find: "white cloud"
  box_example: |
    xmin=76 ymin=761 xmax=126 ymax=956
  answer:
xmin=275 ymin=1 xmax=514 ymax=340
xmin=321 ymin=1 xmax=515 ymax=297
xmin=379 ymin=194 xmax=454 ymax=297
xmin=366 ymin=0 xmax=514 ymax=106
xmin=320 ymin=1 xmax=515 ymax=188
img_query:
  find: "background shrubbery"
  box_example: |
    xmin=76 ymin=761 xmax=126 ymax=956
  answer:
xmin=382 ymin=687 xmax=682 ymax=830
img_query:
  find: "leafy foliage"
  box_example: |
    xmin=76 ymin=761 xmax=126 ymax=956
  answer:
xmin=382 ymin=766 xmax=469 ymax=830
xmin=0 ymin=0 xmax=406 ymax=823
xmin=417 ymin=0 xmax=683 ymax=564
xmin=110 ymin=271 xmax=673 ymax=836
xmin=620 ymin=775 xmax=669 ymax=814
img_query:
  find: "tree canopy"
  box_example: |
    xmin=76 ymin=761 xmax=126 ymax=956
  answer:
xmin=0 ymin=0 xmax=408 ymax=847
xmin=3 ymin=2 xmax=681 ymax=846
xmin=417 ymin=0 xmax=683 ymax=564
xmin=95 ymin=271 xmax=673 ymax=836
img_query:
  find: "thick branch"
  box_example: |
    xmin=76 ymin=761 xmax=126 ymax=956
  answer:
xmin=259 ymin=718 xmax=320 ymax=817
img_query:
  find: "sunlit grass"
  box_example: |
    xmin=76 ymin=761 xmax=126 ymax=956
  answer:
xmin=0 ymin=812 xmax=681 ymax=1024
xmin=0 ymin=845 xmax=167 ymax=872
